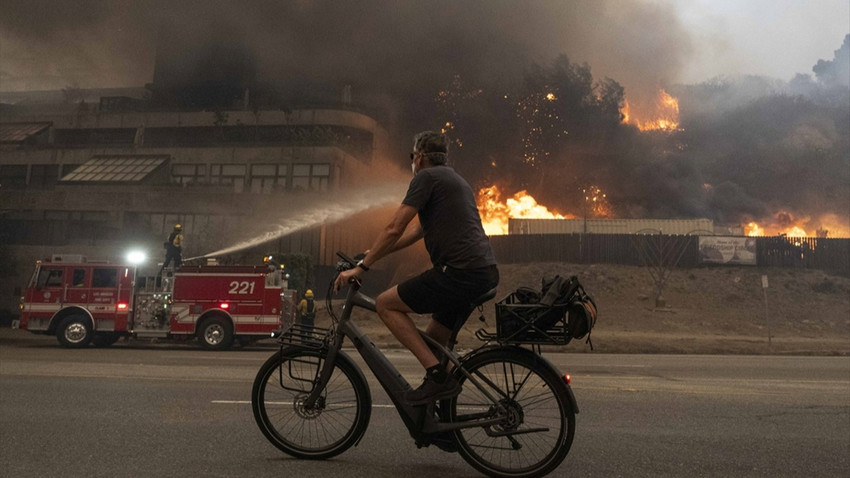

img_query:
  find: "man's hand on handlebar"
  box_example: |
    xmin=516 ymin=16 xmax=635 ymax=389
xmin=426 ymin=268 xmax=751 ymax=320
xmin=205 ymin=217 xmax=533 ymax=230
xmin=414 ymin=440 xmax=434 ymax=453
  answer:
xmin=333 ymin=266 xmax=363 ymax=293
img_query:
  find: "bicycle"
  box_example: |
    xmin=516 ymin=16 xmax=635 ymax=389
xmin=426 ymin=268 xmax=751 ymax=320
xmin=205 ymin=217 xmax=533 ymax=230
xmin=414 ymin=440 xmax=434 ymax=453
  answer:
xmin=252 ymin=252 xmax=579 ymax=478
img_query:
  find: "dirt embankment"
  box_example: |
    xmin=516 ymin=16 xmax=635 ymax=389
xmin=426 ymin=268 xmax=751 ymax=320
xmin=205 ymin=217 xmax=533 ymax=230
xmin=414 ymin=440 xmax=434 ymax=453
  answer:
xmin=322 ymin=263 xmax=850 ymax=356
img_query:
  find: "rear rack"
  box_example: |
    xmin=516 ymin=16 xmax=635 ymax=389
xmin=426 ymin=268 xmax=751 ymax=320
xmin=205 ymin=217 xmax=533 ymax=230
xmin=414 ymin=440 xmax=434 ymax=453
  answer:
xmin=476 ymin=292 xmax=573 ymax=346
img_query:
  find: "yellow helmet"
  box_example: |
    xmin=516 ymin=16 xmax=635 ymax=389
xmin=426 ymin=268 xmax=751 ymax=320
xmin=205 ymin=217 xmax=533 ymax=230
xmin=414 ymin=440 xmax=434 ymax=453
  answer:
xmin=305 ymin=289 xmax=314 ymax=298
xmin=174 ymin=224 xmax=182 ymax=230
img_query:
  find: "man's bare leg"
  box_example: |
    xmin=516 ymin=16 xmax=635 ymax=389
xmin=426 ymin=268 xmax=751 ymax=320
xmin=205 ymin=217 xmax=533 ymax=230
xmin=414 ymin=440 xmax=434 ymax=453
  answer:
xmin=375 ymin=286 xmax=439 ymax=369
xmin=424 ymin=319 xmax=452 ymax=344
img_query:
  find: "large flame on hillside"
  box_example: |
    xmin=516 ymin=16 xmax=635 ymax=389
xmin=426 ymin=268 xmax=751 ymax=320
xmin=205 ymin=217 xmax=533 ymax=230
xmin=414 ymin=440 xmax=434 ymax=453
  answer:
xmin=621 ymin=89 xmax=680 ymax=132
xmin=476 ymin=185 xmax=577 ymax=235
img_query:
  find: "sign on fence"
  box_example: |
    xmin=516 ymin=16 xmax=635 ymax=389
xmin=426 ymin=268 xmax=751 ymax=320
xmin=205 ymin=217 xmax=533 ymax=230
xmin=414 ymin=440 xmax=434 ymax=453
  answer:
xmin=699 ymin=236 xmax=757 ymax=265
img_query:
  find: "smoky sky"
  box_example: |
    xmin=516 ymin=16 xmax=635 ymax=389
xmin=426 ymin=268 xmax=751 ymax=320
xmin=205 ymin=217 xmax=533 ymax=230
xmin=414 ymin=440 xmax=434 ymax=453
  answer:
xmin=0 ymin=1 xmax=690 ymax=99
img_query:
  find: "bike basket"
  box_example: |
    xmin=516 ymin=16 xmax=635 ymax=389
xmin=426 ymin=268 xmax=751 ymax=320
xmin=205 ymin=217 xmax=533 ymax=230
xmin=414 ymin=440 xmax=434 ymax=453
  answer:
xmin=277 ymin=323 xmax=331 ymax=350
xmin=495 ymin=292 xmax=572 ymax=345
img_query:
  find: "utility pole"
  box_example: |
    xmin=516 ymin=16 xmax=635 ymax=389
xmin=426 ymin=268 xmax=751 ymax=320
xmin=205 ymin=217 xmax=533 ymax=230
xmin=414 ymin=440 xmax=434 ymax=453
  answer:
xmin=762 ymin=274 xmax=772 ymax=351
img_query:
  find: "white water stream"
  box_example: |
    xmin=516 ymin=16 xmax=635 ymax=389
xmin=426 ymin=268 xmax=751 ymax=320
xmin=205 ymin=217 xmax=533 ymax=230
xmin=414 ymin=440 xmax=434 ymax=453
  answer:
xmin=187 ymin=182 xmax=408 ymax=260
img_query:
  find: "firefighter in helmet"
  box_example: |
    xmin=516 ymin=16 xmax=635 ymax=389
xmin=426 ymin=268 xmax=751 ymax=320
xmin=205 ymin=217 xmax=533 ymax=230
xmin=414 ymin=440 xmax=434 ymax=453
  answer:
xmin=159 ymin=224 xmax=184 ymax=275
xmin=297 ymin=289 xmax=318 ymax=342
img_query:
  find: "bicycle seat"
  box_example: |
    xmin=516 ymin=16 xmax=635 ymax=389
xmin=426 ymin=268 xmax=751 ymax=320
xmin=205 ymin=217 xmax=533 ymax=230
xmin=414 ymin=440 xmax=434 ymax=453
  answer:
xmin=445 ymin=288 xmax=500 ymax=349
xmin=471 ymin=287 xmax=498 ymax=307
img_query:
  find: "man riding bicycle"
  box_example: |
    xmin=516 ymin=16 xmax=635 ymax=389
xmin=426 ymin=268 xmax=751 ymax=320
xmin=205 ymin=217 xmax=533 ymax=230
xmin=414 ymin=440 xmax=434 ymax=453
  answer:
xmin=334 ymin=130 xmax=499 ymax=405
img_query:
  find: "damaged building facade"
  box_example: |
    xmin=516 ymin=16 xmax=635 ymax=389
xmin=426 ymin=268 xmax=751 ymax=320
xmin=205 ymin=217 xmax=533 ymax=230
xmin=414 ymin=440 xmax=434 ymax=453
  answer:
xmin=0 ymin=22 xmax=402 ymax=319
xmin=0 ymin=88 xmax=391 ymax=318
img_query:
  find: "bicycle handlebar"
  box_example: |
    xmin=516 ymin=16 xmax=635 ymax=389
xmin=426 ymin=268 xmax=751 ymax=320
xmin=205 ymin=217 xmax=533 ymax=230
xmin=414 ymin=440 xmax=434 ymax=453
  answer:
xmin=335 ymin=251 xmax=358 ymax=271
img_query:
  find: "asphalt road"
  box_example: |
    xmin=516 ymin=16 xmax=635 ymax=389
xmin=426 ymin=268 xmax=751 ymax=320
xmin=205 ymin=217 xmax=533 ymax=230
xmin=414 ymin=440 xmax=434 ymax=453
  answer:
xmin=1 ymin=334 xmax=848 ymax=477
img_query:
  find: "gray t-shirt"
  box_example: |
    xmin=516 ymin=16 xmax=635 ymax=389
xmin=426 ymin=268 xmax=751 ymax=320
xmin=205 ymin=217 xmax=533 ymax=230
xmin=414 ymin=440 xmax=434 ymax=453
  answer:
xmin=402 ymin=166 xmax=497 ymax=269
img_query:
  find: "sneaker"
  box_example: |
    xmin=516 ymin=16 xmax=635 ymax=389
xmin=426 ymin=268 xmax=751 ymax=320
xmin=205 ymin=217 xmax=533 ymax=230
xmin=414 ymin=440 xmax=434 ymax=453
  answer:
xmin=404 ymin=375 xmax=462 ymax=405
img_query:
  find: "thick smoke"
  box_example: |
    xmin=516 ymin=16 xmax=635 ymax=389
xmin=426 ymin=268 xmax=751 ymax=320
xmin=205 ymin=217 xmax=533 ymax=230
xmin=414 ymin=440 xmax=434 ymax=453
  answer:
xmin=1 ymin=1 xmax=847 ymax=235
xmin=0 ymin=1 xmax=690 ymax=116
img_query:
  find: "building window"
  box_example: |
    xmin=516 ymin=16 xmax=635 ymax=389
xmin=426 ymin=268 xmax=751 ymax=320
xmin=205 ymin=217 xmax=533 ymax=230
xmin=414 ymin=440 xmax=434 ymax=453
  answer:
xmin=250 ymin=164 xmax=288 ymax=193
xmin=292 ymin=163 xmax=331 ymax=192
xmin=80 ymin=211 xmax=113 ymax=222
xmin=210 ymin=164 xmax=246 ymax=192
xmin=149 ymin=214 xmax=165 ymax=234
xmin=61 ymin=156 xmax=166 ymax=183
xmin=0 ymin=165 xmax=28 ymax=189
xmin=164 ymin=214 xmax=190 ymax=234
xmin=147 ymin=213 xmax=218 ymax=235
xmin=171 ymin=164 xmax=206 ymax=185
xmin=45 ymin=211 xmax=70 ymax=220
xmin=29 ymin=165 xmax=59 ymax=188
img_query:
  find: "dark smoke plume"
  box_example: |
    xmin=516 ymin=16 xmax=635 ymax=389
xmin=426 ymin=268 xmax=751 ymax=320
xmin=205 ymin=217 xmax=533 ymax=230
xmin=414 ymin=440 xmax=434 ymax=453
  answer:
xmin=1 ymin=1 xmax=847 ymax=235
xmin=0 ymin=1 xmax=691 ymax=124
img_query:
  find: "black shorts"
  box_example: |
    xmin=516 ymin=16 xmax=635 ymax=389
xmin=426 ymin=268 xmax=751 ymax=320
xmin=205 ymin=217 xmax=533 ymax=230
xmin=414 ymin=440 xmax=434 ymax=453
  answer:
xmin=397 ymin=264 xmax=499 ymax=330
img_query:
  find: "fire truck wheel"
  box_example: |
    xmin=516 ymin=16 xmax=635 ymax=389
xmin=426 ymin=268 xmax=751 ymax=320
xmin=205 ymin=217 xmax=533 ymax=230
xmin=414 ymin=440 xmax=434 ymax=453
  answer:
xmin=92 ymin=332 xmax=121 ymax=347
xmin=198 ymin=316 xmax=234 ymax=350
xmin=56 ymin=315 xmax=93 ymax=348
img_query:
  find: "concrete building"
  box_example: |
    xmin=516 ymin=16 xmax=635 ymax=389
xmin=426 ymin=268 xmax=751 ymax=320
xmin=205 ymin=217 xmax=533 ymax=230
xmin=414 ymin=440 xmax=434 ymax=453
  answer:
xmin=0 ymin=87 xmax=395 ymax=318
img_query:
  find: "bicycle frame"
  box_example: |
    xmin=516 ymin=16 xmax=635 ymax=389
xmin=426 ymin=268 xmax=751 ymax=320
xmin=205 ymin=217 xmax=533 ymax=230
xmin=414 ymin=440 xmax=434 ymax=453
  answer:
xmin=300 ymin=280 xmax=509 ymax=444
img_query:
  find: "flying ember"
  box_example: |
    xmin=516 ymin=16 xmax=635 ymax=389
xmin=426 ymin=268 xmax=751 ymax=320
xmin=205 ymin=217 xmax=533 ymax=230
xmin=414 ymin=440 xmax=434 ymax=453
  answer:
xmin=476 ymin=185 xmax=576 ymax=236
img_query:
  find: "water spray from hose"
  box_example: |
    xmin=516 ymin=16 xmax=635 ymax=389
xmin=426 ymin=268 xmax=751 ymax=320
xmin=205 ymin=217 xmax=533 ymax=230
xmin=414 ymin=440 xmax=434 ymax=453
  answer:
xmin=185 ymin=182 xmax=408 ymax=261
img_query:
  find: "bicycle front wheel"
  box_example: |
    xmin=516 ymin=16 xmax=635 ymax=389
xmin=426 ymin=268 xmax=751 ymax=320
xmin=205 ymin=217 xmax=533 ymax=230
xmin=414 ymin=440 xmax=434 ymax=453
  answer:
xmin=252 ymin=347 xmax=372 ymax=459
xmin=448 ymin=347 xmax=575 ymax=478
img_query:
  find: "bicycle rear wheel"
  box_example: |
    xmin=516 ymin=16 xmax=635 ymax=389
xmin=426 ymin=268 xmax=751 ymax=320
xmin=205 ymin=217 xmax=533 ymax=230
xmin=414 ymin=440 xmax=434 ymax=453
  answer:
xmin=448 ymin=347 xmax=575 ymax=478
xmin=252 ymin=347 xmax=372 ymax=459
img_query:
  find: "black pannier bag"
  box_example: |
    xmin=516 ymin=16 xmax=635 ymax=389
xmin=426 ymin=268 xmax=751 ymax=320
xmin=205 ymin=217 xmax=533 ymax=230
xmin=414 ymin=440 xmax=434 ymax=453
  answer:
xmin=494 ymin=274 xmax=597 ymax=348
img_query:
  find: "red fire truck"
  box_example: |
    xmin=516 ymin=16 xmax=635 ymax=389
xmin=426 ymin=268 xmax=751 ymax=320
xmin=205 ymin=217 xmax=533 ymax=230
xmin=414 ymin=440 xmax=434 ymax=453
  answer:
xmin=18 ymin=255 xmax=295 ymax=350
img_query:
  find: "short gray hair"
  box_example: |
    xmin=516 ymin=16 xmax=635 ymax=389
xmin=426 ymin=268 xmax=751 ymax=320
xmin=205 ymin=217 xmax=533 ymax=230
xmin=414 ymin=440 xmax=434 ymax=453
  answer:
xmin=413 ymin=131 xmax=448 ymax=165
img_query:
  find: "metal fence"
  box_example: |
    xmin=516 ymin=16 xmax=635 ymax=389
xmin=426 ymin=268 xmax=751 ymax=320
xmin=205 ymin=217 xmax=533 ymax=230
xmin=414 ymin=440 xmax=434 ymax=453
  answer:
xmin=490 ymin=234 xmax=850 ymax=276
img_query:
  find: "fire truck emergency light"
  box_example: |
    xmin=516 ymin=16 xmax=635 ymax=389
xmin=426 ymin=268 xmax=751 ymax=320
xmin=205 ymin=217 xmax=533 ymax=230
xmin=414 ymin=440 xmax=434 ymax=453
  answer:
xmin=220 ymin=303 xmax=230 ymax=309
xmin=117 ymin=303 xmax=128 ymax=310
xmin=126 ymin=250 xmax=147 ymax=265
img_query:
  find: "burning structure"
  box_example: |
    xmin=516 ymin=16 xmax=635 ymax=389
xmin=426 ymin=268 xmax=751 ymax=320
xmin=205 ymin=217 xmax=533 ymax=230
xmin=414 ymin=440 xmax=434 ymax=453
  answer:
xmin=0 ymin=21 xmax=403 ymax=315
xmin=1 ymin=3 xmax=848 ymax=315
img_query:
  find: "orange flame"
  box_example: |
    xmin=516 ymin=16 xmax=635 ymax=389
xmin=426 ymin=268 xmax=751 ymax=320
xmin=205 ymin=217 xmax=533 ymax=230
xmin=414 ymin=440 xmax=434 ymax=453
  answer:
xmin=745 ymin=212 xmax=849 ymax=238
xmin=621 ymin=89 xmax=680 ymax=132
xmin=476 ymin=185 xmax=576 ymax=235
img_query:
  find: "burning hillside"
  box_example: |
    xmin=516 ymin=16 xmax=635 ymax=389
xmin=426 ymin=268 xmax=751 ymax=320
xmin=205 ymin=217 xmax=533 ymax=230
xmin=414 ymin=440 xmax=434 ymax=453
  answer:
xmin=621 ymin=88 xmax=681 ymax=132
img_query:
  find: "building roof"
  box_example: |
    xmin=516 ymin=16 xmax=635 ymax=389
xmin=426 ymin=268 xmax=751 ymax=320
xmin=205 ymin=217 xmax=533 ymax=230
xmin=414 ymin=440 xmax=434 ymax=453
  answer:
xmin=60 ymin=155 xmax=168 ymax=183
xmin=0 ymin=122 xmax=51 ymax=143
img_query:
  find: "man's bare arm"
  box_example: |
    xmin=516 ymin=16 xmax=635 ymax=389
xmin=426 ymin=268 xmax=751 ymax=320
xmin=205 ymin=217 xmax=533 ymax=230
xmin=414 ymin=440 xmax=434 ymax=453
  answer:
xmin=390 ymin=216 xmax=423 ymax=254
xmin=333 ymin=204 xmax=419 ymax=292
xmin=362 ymin=204 xmax=419 ymax=268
